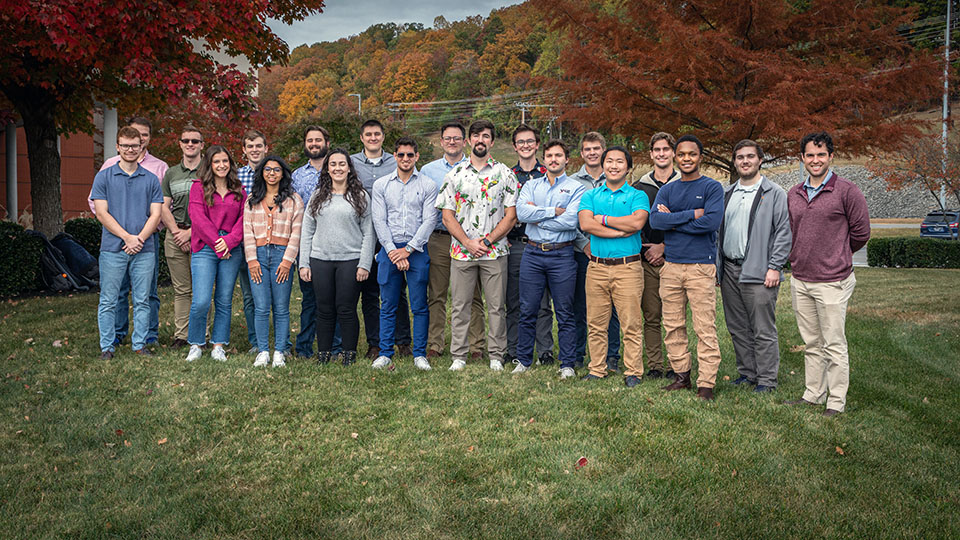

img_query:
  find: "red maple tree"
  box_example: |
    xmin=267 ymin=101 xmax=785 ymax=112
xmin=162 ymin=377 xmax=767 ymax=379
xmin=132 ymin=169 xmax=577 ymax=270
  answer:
xmin=532 ymin=0 xmax=942 ymax=179
xmin=0 ymin=0 xmax=325 ymax=236
xmin=867 ymin=134 xmax=960 ymax=210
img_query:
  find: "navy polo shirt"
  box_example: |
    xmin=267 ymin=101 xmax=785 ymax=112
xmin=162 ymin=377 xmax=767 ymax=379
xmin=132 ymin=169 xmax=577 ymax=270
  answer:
xmin=90 ymin=163 xmax=163 ymax=253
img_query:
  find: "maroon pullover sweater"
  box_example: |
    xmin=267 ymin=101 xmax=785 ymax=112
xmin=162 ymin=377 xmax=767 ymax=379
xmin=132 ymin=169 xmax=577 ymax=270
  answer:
xmin=787 ymin=172 xmax=870 ymax=283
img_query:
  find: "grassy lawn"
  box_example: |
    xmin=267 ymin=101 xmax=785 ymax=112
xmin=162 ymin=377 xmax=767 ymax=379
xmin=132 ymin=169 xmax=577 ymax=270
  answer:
xmin=1 ymin=268 xmax=958 ymax=538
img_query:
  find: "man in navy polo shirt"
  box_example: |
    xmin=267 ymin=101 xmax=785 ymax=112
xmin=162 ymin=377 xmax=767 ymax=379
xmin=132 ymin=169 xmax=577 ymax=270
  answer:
xmin=513 ymin=140 xmax=586 ymax=377
xmin=91 ymin=126 xmax=164 ymax=359
xmin=577 ymin=146 xmax=650 ymax=386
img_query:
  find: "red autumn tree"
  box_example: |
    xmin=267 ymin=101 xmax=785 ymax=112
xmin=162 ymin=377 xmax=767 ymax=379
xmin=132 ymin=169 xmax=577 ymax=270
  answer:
xmin=867 ymin=134 xmax=960 ymax=210
xmin=532 ymin=0 xmax=941 ymax=179
xmin=0 ymin=0 xmax=325 ymax=237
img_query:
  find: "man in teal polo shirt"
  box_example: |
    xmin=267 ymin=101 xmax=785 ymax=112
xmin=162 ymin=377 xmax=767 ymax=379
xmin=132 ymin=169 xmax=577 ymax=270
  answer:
xmin=577 ymin=146 xmax=650 ymax=386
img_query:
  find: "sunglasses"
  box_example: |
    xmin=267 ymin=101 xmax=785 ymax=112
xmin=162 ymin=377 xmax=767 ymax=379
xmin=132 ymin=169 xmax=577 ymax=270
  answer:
xmin=396 ymin=152 xmax=417 ymax=159
xmin=180 ymin=138 xmax=202 ymax=145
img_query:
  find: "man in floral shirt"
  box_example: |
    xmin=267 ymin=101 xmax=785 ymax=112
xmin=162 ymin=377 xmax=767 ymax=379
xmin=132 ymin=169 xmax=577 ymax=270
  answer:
xmin=436 ymin=119 xmax=520 ymax=372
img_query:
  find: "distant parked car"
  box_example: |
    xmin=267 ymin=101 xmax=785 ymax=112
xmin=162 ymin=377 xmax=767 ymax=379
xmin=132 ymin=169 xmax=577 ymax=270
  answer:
xmin=920 ymin=210 xmax=959 ymax=239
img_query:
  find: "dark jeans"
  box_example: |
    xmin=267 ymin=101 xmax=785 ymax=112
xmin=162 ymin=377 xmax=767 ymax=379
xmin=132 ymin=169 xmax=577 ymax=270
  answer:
xmin=295 ymin=272 xmax=316 ymax=356
xmin=377 ymin=245 xmax=430 ymax=358
xmin=359 ymin=247 xmax=411 ymax=348
xmin=310 ymin=258 xmax=363 ymax=353
xmin=114 ymin=232 xmax=160 ymax=344
xmin=574 ymin=250 xmax=621 ymax=365
xmin=518 ymin=247 xmax=576 ymax=368
xmin=507 ymin=238 xmax=554 ymax=357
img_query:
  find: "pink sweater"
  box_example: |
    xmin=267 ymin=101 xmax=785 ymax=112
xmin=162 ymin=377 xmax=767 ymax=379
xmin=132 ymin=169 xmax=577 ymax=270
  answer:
xmin=787 ymin=173 xmax=870 ymax=283
xmin=188 ymin=181 xmax=247 ymax=257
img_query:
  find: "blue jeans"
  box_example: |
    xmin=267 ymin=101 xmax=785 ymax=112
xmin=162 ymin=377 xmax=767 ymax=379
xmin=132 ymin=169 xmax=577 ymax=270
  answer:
xmin=249 ymin=245 xmax=294 ymax=352
xmin=114 ymin=232 xmax=160 ymax=344
xmin=188 ymin=246 xmax=242 ymax=345
xmin=237 ymin=263 xmax=257 ymax=346
xmin=574 ymin=251 xmax=620 ymax=365
xmin=518 ymin=246 xmax=576 ymax=368
xmin=377 ymin=246 xmax=429 ymax=358
xmin=98 ymin=250 xmax=156 ymax=352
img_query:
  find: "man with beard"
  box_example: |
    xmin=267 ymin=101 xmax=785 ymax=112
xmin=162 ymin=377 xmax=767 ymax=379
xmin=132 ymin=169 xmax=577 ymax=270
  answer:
xmin=351 ymin=119 xmax=411 ymax=359
xmin=435 ymin=120 xmax=519 ymax=371
xmin=291 ymin=125 xmax=330 ymax=359
xmin=236 ymin=129 xmax=270 ymax=352
xmin=513 ymin=140 xmax=585 ymax=377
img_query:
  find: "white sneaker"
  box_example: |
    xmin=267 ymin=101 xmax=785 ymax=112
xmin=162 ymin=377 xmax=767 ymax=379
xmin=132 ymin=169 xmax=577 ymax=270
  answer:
xmin=211 ymin=345 xmax=227 ymax=362
xmin=272 ymin=351 xmax=286 ymax=368
xmin=413 ymin=356 xmax=431 ymax=371
xmin=559 ymin=367 xmax=576 ymax=379
xmin=253 ymin=351 xmax=270 ymax=367
xmin=511 ymin=363 xmax=528 ymax=374
xmin=372 ymin=356 xmax=392 ymax=369
xmin=490 ymin=359 xmax=504 ymax=371
xmin=185 ymin=345 xmax=202 ymax=362
xmin=449 ymin=359 xmax=466 ymax=371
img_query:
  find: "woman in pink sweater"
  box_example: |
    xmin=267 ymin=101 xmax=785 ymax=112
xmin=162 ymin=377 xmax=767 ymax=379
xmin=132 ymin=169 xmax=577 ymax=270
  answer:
xmin=185 ymin=145 xmax=247 ymax=363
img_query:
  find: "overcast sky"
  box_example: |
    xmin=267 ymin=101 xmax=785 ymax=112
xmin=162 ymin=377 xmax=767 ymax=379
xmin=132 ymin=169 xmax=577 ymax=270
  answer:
xmin=270 ymin=0 xmax=520 ymax=49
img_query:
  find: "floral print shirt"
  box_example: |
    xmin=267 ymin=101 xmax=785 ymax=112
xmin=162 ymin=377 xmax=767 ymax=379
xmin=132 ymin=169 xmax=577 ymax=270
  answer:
xmin=435 ymin=157 xmax=520 ymax=261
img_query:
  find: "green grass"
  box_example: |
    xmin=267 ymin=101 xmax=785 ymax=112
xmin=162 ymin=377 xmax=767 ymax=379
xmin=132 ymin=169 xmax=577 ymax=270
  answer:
xmin=1 ymin=268 xmax=959 ymax=539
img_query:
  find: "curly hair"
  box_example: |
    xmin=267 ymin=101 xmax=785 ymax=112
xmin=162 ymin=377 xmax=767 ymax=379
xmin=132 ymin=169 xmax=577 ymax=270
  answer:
xmin=248 ymin=156 xmax=295 ymax=211
xmin=309 ymin=148 xmax=367 ymax=218
xmin=198 ymin=145 xmax=243 ymax=207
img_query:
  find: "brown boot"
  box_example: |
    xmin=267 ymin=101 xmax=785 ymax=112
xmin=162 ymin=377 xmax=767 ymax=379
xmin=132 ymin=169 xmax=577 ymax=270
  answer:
xmin=662 ymin=370 xmax=691 ymax=391
xmin=697 ymin=386 xmax=715 ymax=401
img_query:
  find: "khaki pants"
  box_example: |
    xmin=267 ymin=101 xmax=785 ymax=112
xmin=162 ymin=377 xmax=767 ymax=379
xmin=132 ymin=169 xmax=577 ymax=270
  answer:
xmin=450 ymin=257 xmax=507 ymax=362
xmin=427 ymin=232 xmax=485 ymax=354
xmin=660 ymin=262 xmax=722 ymax=388
xmin=585 ymin=260 xmax=644 ymax=378
xmin=164 ymin=232 xmax=193 ymax=340
xmin=640 ymin=260 xmax=665 ymax=371
xmin=792 ymin=273 xmax=856 ymax=412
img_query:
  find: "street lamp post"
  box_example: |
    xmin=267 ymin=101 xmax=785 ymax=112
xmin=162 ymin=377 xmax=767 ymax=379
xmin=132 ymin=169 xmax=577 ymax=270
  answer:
xmin=348 ymin=93 xmax=362 ymax=117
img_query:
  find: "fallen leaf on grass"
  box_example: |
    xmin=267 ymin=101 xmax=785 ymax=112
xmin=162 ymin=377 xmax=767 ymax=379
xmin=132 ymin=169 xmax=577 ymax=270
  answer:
xmin=115 ymin=429 xmax=123 ymax=436
xmin=923 ymin=397 xmax=929 ymax=403
xmin=935 ymin=332 xmax=941 ymax=337
xmin=350 ymin=432 xmax=359 ymax=439
xmin=104 ymin=442 xmax=115 ymax=448
xmin=732 ymin=469 xmax=737 ymax=477
xmin=15 ymin=430 xmax=23 ymax=435
xmin=52 ymin=340 xmax=62 ymax=347
xmin=124 ymin=440 xmax=131 ymax=447
xmin=486 ymin=393 xmax=493 ymax=398
xmin=722 ymin=375 xmax=730 ymax=381
xmin=467 ymin=445 xmax=475 ymax=452
xmin=789 ymin=345 xmax=805 ymax=353
xmin=527 ymin=417 xmax=535 ymax=424
xmin=646 ymin=398 xmax=654 ymax=405
xmin=24 ymin=338 xmax=33 ymax=344
xmin=158 ymin=438 xmax=168 ymax=445
xmin=835 ymin=446 xmax=844 ymax=456
xmin=575 ymin=457 xmax=588 ymax=470
xmin=790 ymin=371 xmax=796 ymax=375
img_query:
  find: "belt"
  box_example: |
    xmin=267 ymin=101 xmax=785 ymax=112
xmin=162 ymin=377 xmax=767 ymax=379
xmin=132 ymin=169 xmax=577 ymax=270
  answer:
xmin=724 ymin=257 xmax=744 ymax=265
xmin=527 ymin=240 xmax=573 ymax=252
xmin=432 ymin=229 xmax=449 ymax=236
xmin=589 ymin=254 xmax=643 ymax=265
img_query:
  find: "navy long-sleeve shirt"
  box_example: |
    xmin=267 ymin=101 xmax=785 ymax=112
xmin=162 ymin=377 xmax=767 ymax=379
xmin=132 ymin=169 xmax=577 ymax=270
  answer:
xmin=648 ymin=175 xmax=724 ymax=264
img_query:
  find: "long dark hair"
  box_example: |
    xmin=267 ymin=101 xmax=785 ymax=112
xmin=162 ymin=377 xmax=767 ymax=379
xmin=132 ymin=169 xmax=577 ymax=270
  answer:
xmin=198 ymin=145 xmax=243 ymax=206
xmin=309 ymin=148 xmax=367 ymax=218
xmin=248 ymin=155 xmax=294 ymax=211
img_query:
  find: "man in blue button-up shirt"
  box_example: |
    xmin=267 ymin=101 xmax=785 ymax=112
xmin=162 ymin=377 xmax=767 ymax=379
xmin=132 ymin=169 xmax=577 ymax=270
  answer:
xmin=370 ymin=137 xmax=438 ymax=371
xmin=513 ymin=140 xmax=585 ymax=377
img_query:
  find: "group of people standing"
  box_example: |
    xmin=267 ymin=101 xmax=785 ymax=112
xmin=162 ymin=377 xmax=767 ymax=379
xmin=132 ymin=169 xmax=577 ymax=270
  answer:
xmin=91 ymin=115 xmax=869 ymax=416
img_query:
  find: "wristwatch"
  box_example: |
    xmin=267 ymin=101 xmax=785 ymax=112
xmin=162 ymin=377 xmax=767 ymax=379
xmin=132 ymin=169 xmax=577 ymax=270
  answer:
xmin=482 ymin=237 xmax=493 ymax=248
xmin=404 ymin=245 xmax=414 ymax=254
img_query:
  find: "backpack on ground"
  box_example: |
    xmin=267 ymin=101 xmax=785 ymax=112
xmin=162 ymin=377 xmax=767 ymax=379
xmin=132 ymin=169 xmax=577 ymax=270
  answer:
xmin=25 ymin=230 xmax=90 ymax=292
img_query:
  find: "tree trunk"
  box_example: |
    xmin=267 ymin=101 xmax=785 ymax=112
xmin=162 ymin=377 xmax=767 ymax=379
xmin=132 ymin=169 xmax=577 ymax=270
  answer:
xmin=3 ymin=86 xmax=63 ymax=237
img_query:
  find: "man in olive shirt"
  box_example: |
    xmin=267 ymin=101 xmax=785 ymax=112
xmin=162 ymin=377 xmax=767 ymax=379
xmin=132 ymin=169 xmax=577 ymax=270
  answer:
xmin=160 ymin=125 xmax=204 ymax=348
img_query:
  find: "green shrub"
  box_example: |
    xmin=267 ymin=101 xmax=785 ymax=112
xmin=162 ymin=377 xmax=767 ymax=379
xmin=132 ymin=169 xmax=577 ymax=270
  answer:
xmin=0 ymin=221 xmax=44 ymax=297
xmin=867 ymin=236 xmax=960 ymax=268
xmin=64 ymin=217 xmax=101 ymax=257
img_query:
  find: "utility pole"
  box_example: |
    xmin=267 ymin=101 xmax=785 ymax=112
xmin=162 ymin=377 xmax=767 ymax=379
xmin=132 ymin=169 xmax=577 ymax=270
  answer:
xmin=349 ymin=93 xmax=362 ymax=117
xmin=515 ymin=101 xmax=530 ymax=124
xmin=942 ymin=0 xmax=952 ymax=210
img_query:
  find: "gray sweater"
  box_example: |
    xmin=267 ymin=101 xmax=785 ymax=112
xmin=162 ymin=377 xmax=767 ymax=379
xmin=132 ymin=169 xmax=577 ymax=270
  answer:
xmin=716 ymin=176 xmax=792 ymax=284
xmin=299 ymin=192 xmax=375 ymax=271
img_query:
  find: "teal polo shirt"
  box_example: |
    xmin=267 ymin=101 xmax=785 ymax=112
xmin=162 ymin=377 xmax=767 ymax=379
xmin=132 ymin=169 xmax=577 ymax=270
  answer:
xmin=579 ymin=181 xmax=649 ymax=258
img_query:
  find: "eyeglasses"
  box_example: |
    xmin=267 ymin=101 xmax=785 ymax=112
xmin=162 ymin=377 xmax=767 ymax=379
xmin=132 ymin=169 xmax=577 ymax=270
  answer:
xmin=396 ymin=152 xmax=417 ymax=159
xmin=180 ymin=138 xmax=202 ymax=145
xmin=263 ymin=166 xmax=283 ymax=174
xmin=515 ymin=139 xmax=537 ymax=147
xmin=442 ymin=136 xmax=463 ymax=143
xmin=118 ymin=143 xmax=141 ymax=150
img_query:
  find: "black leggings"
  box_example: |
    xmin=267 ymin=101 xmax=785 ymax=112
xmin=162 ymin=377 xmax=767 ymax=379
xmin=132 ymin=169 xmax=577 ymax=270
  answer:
xmin=310 ymin=258 xmax=362 ymax=353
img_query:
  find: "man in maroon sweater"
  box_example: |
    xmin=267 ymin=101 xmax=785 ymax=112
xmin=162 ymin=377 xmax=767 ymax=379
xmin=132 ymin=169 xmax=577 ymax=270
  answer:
xmin=784 ymin=132 xmax=870 ymax=417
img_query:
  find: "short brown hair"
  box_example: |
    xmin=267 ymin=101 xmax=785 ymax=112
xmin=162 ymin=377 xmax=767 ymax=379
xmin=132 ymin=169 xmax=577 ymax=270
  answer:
xmin=117 ymin=126 xmax=142 ymax=143
xmin=733 ymin=139 xmax=764 ymax=161
xmin=181 ymin=125 xmax=202 ymax=138
xmin=542 ymin=139 xmax=569 ymax=158
xmin=243 ymin=129 xmax=266 ymax=145
xmin=649 ymin=132 xmax=676 ymax=151
xmin=579 ymin=131 xmax=606 ymax=152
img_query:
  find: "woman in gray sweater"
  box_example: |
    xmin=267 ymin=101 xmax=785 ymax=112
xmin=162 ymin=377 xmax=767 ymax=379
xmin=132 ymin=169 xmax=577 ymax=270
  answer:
xmin=298 ymin=148 xmax=375 ymax=365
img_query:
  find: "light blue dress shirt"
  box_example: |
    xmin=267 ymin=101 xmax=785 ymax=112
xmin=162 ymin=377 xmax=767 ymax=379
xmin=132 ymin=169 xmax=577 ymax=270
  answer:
xmin=516 ymin=174 xmax=587 ymax=244
xmin=371 ymin=169 xmax=439 ymax=252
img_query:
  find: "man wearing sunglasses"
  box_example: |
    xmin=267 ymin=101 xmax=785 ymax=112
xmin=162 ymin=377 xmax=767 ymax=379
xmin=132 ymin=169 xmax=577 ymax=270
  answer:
xmin=370 ymin=137 xmax=438 ymax=371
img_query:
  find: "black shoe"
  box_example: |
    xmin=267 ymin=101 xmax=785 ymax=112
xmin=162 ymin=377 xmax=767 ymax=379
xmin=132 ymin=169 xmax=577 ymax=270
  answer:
xmin=732 ymin=375 xmax=756 ymax=386
xmin=171 ymin=338 xmax=189 ymax=349
xmin=503 ymin=352 xmax=516 ymax=364
xmin=666 ymin=370 xmax=677 ymax=379
xmin=316 ymin=351 xmax=332 ymax=365
xmin=646 ymin=369 xmax=664 ymax=379
xmin=822 ymin=408 xmax=842 ymax=418
xmin=99 ymin=350 xmax=114 ymax=360
xmin=581 ymin=373 xmax=605 ymax=381
xmin=624 ymin=375 xmax=641 ymax=388
xmin=134 ymin=348 xmax=154 ymax=357
xmin=396 ymin=344 xmax=413 ymax=357
xmin=754 ymin=385 xmax=776 ymax=393
xmin=573 ymin=359 xmax=585 ymax=369
xmin=662 ymin=370 xmax=692 ymax=391
xmin=342 ymin=351 xmax=357 ymax=366
xmin=606 ymin=361 xmax=619 ymax=373
xmin=538 ymin=351 xmax=555 ymax=365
